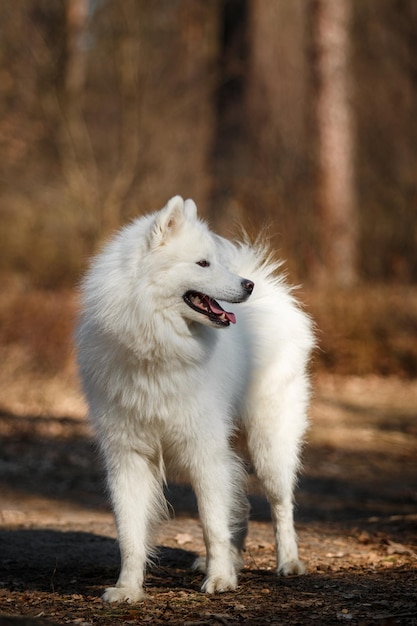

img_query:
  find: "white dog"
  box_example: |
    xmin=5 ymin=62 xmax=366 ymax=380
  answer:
xmin=75 ymin=196 xmax=314 ymax=603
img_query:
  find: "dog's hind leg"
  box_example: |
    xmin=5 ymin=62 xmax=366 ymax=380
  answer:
xmin=246 ymin=374 xmax=309 ymax=576
xmin=230 ymin=490 xmax=250 ymax=571
xmin=101 ymin=444 xmax=167 ymax=603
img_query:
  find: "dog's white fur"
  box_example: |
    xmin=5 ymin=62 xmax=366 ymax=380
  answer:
xmin=75 ymin=196 xmax=314 ymax=603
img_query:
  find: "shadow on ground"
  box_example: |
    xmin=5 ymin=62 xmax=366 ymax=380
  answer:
xmin=0 ymin=398 xmax=416 ymax=527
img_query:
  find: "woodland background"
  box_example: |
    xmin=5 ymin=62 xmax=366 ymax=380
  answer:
xmin=0 ymin=4 xmax=417 ymax=624
xmin=0 ymin=0 xmax=417 ymax=376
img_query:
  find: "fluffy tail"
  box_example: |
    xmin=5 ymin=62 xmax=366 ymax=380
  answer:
xmin=215 ymin=230 xmax=285 ymax=287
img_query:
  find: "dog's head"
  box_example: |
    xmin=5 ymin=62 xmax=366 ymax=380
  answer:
xmin=147 ymin=196 xmax=254 ymax=328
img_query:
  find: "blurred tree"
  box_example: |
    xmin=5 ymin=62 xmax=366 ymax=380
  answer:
xmin=0 ymin=0 xmax=417 ymax=286
xmin=311 ymin=0 xmax=358 ymax=286
xmin=126 ymin=0 xmax=219 ymax=218
xmin=71 ymin=0 xmax=220 ymax=232
xmin=248 ymin=0 xmax=308 ymax=187
xmin=209 ymin=0 xmax=248 ymax=229
xmin=60 ymin=0 xmax=100 ymax=230
xmin=353 ymin=0 xmax=417 ymax=282
xmin=243 ymin=0 xmax=313 ymax=279
xmin=62 ymin=0 xmax=149 ymax=238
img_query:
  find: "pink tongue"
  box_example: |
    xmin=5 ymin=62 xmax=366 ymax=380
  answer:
xmin=208 ymin=298 xmax=236 ymax=324
xmin=226 ymin=311 xmax=236 ymax=324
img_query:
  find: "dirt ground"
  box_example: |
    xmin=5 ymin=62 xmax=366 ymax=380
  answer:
xmin=0 ymin=371 xmax=416 ymax=625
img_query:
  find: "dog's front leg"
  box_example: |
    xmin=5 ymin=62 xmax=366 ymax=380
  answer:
xmin=190 ymin=447 xmax=244 ymax=593
xmin=102 ymin=447 xmax=166 ymax=603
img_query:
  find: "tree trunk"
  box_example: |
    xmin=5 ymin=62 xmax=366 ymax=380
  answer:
xmin=312 ymin=0 xmax=358 ymax=286
xmin=243 ymin=0 xmax=313 ymax=280
xmin=60 ymin=0 xmax=100 ymax=235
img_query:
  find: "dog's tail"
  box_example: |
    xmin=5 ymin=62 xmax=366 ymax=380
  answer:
xmin=215 ymin=230 xmax=286 ymax=288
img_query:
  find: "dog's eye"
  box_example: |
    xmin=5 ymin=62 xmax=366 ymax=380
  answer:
xmin=196 ymin=260 xmax=210 ymax=267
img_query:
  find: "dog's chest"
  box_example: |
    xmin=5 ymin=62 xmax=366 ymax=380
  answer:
xmin=115 ymin=357 xmax=201 ymax=421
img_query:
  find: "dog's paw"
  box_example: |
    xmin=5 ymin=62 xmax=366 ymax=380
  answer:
xmin=277 ymin=559 xmax=306 ymax=577
xmin=201 ymin=572 xmax=238 ymax=594
xmin=192 ymin=555 xmax=207 ymax=573
xmin=102 ymin=586 xmax=146 ymax=603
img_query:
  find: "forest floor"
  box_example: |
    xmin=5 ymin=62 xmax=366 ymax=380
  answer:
xmin=0 ymin=367 xmax=416 ymax=626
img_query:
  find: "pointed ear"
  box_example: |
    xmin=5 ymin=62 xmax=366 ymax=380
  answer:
xmin=184 ymin=198 xmax=198 ymax=220
xmin=149 ymin=196 xmax=185 ymax=248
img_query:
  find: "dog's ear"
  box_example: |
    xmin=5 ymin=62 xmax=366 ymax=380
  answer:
xmin=184 ymin=198 xmax=197 ymax=220
xmin=149 ymin=196 xmax=185 ymax=248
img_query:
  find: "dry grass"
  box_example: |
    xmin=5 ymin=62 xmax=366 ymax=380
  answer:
xmin=305 ymin=285 xmax=417 ymax=377
xmin=0 ymin=284 xmax=77 ymax=374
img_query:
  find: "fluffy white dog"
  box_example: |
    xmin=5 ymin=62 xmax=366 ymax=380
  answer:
xmin=75 ymin=196 xmax=314 ymax=603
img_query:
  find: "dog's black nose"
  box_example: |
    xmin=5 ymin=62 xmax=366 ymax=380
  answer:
xmin=242 ymin=279 xmax=254 ymax=294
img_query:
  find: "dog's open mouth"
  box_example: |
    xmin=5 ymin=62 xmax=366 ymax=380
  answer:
xmin=183 ymin=291 xmax=236 ymax=326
